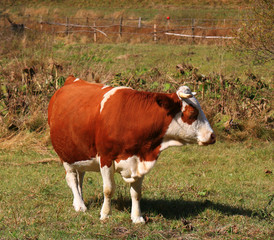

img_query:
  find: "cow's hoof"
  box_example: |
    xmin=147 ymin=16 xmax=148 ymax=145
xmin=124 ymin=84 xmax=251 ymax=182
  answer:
xmin=132 ymin=216 xmax=145 ymax=224
xmin=100 ymin=214 xmax=110 ymax=221
xmin=73 ymin=202 xmax=87 ymax=212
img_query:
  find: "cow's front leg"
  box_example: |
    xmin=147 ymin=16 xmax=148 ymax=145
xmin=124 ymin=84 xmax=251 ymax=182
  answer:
xmin=100 ymin=164 xmax=116 ymax=220
xmin=130 ymin=176 xmax=145 ymax=224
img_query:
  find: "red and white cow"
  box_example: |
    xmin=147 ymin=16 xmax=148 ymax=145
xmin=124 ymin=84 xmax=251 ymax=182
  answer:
xmin=48 ymin=75 xmax=216 ymax=223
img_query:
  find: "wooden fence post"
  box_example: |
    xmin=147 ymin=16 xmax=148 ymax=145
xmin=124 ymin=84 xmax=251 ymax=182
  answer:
xmin=40 ymin=15 xmax=43 ymax=31
xmin=154 ymin=24 xmax=157 ymax=42
xmin=66 ymin=17 xmax=69 ymax=35
xmin=93 ymin=22 xmax=97 ymax=42
xmin=138 ymin=17 xmax=142 ymax=28
xmin=119 ymin=17 xmax=123 ymax=38
xmin=166 ymin=18 xmax=170 ymax=42
xmin=191 ymin=18 xmax=195 ymax=43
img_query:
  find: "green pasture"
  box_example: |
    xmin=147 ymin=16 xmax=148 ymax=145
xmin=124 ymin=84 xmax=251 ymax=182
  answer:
xmin=4 ymin=37 xmax=272 ymax=83
xmin=0 ymin=140 xmax=273 ymax=239
xmin=6 ymin=0 xmax=245 ymax=20
xmin=59 ymin=43 xmax=272 ymax=81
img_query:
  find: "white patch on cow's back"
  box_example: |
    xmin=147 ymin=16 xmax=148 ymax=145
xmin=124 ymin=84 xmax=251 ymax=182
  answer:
xmin=102 ymin=85 xmax=110 ymax=89
xmin=73 ymin=78 xmax=80 ymax=82
xmin=114 ymin=156 xmax=156 ymax=183
xmin=100 ymin=86 xmax=131 ymax=113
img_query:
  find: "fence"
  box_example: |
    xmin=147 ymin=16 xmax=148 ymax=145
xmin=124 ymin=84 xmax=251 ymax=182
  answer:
xmin=0 ymin=15 xmax=242 ymax=43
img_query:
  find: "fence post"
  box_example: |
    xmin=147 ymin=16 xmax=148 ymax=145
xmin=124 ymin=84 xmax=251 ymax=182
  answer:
xmin=154 ymin=24 xmax=157 ymax=42
xmin=166 ymin=17 xmax=170 ymax=42
xmin=138 ymin=17 xmax=142 ymax=28
xmin=27 ymin=14 xmax=30 ymax=25
xmin=93 ymin=22 xmax=97 ymax=42
xmin=119 ymin=17 xmax=123 ymax=38
xmin=191 ymin=18 xmax=195 ymax=43
xmin=40 ymin=15 xmax=43 ymax=31
xmin=66 ymin=17 xmax=69 ymax=35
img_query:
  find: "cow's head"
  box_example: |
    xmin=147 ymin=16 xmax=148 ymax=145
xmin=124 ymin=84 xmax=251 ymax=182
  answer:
xmin=163 ymin=86 xmax=216 ymax=146
xmin=177 ymin=86 xmax=216 ymax=145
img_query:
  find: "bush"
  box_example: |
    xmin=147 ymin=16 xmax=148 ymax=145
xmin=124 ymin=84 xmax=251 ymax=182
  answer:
xmin=235 ymin=0 xmax=274 ymax=63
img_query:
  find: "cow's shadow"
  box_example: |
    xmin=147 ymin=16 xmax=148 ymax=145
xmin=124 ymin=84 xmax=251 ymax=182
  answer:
xmin=111 ymin=197 xmax=255 ymax=220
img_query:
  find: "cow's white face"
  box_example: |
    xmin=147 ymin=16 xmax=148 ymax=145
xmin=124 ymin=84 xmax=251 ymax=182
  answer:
xmin=179 ymin=95 xmax=215 ymax=145
xmin=161 ymin=86 xmax=215 ymax=149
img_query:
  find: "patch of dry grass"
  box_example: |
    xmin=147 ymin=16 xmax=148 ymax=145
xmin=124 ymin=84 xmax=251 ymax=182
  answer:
xmin=0 ymin=129 xmax=51 ymax=155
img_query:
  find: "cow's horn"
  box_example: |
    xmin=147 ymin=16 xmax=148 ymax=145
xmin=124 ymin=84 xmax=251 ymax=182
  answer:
xmin=178 ymin=92 xmax=193 ymax=99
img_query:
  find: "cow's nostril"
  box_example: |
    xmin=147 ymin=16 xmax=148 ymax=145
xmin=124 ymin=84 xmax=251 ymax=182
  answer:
xmin=211 ymin=133 xmax=216 ymax=142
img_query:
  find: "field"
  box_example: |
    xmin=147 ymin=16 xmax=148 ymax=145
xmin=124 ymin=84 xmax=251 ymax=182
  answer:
xmin=3 ymin=0 xmax=248 ymax=20
xmin=0 ymin=137 xmax=273 ymax=239
xmin=0 ymin=0 xmax=273 ymax=239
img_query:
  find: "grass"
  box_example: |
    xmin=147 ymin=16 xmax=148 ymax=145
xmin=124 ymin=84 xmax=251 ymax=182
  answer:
xmin=3 ymin=33 xmax=272 ymax=89
xmin=5 ymin=0 xmax=248 ymax=20
xmin=0 ymin=138 xmax=273 ymax=239
xmin=48 ymin=41 xmax=273 ymax=82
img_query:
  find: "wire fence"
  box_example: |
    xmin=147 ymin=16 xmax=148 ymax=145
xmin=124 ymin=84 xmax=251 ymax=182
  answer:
xmin=0 ymin=15 xmax=243 ymax=43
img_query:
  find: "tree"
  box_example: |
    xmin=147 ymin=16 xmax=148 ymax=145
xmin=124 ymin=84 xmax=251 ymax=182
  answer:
xmin=235 ymin=0 xmax=273 ymax=63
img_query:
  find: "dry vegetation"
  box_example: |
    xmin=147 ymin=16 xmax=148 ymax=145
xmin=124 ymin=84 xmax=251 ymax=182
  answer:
xmin=0 ymin=0 xmax=273 ymax=143
xmin=0 ymin=0 xmax=251 ymax=45
xmin=0 ymin=28 xmax=273 ymax=144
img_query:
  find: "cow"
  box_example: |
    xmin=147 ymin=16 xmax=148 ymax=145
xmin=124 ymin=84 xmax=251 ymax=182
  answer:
xmin=48 ymin=75 xmax=216 ymax=223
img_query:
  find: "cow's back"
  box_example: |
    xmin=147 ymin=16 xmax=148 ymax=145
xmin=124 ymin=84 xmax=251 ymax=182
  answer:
xmin=48 ymin=79 xmax=111 ymax=163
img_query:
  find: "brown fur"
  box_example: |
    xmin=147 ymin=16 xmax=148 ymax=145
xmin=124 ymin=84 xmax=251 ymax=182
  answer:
xmin=181 ymin=104 xmax=199 ymax=125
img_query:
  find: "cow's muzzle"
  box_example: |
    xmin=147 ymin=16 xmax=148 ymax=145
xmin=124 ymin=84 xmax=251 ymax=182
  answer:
xmin=198 ymin=133 xmax=216 ymax=146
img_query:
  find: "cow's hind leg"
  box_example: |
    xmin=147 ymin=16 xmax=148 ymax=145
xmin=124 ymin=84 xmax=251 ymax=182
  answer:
xmin=63 ymin=162 xmax=87 ymax=212
xmin=130 ymin=176 xmax=145 ymax=223
xmin=77 ymin=171 xmax=85 ymax=199
xmin=100 ymin=163 xmax=116 ymax=220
